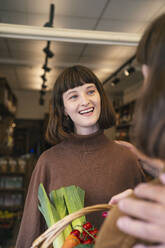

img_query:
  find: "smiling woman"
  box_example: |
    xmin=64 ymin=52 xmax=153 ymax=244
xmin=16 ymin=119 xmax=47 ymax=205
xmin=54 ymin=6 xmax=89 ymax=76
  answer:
xmin=15 ymin=65 xmax=146 ymax=248
xmin=46 ymin=65 xmax=115 ymax=143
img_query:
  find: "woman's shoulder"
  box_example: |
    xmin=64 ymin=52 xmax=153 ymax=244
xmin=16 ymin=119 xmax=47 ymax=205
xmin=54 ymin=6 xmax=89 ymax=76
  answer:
xmin=37 ymin=142 xmax=65 ymax=164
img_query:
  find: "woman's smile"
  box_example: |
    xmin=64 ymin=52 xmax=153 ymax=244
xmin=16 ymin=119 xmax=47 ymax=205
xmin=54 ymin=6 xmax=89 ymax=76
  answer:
xmin=79 ymin=107 xmax=94 ymax=116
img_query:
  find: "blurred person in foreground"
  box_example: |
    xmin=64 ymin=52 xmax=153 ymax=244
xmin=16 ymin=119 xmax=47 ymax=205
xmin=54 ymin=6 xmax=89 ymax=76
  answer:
xmin=95 ymin=13 xmax=165 ymax=248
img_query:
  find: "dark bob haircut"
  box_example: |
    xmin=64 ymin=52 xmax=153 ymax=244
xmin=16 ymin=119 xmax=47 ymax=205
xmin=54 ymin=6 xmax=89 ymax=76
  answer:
xmin=132 ymin=13 xmax=165 ymax=160
xmin=46 ymin=65 xmax=116 ymax=144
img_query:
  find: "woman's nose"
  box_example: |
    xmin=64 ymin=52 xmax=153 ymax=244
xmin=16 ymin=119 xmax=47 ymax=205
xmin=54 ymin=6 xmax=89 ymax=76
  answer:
xmin=81 ymin=94 xmax=89 ymax=106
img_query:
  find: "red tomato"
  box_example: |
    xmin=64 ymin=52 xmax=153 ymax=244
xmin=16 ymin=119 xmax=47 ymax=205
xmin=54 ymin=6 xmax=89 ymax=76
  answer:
xmin=83 ymin=239 xmax=93 ymax=244
xmin=83 ymin=222 xmax=93 ymax=230
xmin=81 ymin=230 xmax=93 ymax=243
xmin=70 ymin=229 xmax=80 ymax=238
xmin=82 ymin=230 xmax=87 ymax=237
xmin=89 ymin=228 xmax=98 ymax=237
xmin=82 ymin=230 xmax=89 ymax=240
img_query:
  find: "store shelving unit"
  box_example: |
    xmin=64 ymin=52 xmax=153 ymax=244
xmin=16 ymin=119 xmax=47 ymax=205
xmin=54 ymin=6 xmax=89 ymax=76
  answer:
xmin=115 ymin=101 xmax=135 ymax=141
xmin=0 ymin=174 xmax=25 ymax=210
xmin=0 ymin=158 xmax=27 ymax=243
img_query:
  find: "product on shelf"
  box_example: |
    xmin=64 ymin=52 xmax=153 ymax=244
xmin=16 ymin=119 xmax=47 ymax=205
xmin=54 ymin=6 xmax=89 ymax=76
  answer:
xmin=8 ymin=158 xmax=17 ymax=173
xmin=0 ymin=158 xmax=8 ymax=173
xmin=18 ymin=159 xmax=26 ymax=173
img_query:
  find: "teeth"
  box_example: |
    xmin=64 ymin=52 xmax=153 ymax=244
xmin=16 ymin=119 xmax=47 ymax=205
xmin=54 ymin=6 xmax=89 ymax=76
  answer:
xmin=79 ymin=107 xmax=94 ymax=114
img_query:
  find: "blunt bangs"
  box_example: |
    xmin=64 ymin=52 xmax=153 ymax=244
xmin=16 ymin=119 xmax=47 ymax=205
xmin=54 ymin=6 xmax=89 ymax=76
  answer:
xmin=55 ymin=65 xmax=102 ymax=97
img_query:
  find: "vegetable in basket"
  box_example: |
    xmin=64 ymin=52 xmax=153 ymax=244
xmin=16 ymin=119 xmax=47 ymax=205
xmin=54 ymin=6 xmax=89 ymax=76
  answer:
xmin=49 ymin=187 xmax=72 ymax=238
xmin=38 ymin=184 xmax=86 ymax=248
xmin=62 ymin=221 xmax=98 ymax=247
xmin=62 ymin=234 xmax=81 ymax=248
xmin=38 ymin=184 xmax=65 ymax=248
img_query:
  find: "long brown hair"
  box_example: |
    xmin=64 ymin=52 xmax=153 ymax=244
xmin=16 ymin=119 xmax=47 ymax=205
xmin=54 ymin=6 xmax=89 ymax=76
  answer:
xmin=46 ymin=65 xmax=116 ymax=144
xmin=132 ymin=14 xmax=165 ymax=159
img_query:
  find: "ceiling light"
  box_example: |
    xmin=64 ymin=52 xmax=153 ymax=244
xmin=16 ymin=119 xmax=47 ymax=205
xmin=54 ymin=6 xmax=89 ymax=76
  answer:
xmin=124 ymin=66 xmax=135 ymax=76
xmin=42 ymin=83 xmax=47 ymax=89
xmin=41 ymin=74 xmax=47 ymax=82
xmin=42 ymin=64 xmax=51 ymax=72
xmin=43 ymin=46 xmax=54 ymax=58
xmin=111 ymin=77 xmax=120 ymax=86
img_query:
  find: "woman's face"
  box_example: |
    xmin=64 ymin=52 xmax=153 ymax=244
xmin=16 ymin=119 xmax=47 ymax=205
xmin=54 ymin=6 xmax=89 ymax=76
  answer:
xmin=62 ymin=83 xmax=101 ymax=135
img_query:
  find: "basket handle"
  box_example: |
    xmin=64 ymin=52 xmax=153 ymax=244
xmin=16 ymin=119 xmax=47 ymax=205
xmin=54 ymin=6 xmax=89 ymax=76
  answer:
xmin=31 ymin=203 xmax=113 ymax=248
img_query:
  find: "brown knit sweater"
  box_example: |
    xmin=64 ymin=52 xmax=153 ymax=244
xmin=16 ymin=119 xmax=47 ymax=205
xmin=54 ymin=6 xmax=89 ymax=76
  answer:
xmin=16 ymin=130 xmax=145 ymax=248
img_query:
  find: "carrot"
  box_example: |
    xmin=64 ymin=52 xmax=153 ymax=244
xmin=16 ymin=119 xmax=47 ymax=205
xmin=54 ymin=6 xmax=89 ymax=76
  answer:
xmin=62 ymin=234 xmax=81 ymax=248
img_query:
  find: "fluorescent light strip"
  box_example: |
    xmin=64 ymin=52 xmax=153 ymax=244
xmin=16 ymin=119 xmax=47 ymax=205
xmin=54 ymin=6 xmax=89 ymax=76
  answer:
xmin=0 ymin=23 xmax=140 ymax=46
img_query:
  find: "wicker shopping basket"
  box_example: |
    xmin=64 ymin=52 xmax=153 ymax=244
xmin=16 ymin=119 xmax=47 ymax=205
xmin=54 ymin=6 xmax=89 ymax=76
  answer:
xmin=31 ymin=204 xmax=113 ymax=248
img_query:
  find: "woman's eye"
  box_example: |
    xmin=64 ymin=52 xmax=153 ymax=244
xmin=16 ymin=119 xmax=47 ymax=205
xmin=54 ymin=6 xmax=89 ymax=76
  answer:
xmin=88 ymin=90 xmax=95 ymax=95
xmin=69 ymin=95 xmax=78 ymax=100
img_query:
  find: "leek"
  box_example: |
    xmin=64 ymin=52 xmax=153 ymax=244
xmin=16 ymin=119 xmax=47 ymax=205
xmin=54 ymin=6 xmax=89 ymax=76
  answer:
xmin=77 ymin=186 xmax=85 ymax=206
xmin=50 ymin=187 xmax=72 ymax=238
xmin=63 ymin=185 xmax=86 ymax=231
xmin=38 ymin=184 xmax=65 ymax=248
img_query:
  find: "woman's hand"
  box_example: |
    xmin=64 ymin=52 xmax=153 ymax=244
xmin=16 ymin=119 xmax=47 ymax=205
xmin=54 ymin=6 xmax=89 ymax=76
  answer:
xmin=117 ymin=173 xmax=165 ymax=247
xmin=115 ymin=140 xmax=145 ymax=159
xmin=115 ymin=140 xmax=164 ymax=176
xmin=109 ymin=189 xmax=133 ymax=205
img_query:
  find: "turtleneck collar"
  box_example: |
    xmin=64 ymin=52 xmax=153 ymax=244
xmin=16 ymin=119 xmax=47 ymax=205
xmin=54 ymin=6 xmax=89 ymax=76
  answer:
xmin=62 ymin=129 xmax=110 ymax=152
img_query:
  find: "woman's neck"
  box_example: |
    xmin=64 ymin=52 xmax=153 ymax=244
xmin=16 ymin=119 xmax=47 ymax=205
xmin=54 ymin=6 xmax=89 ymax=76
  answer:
xmin=74 ymin=124 xmax=100 ymax=135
